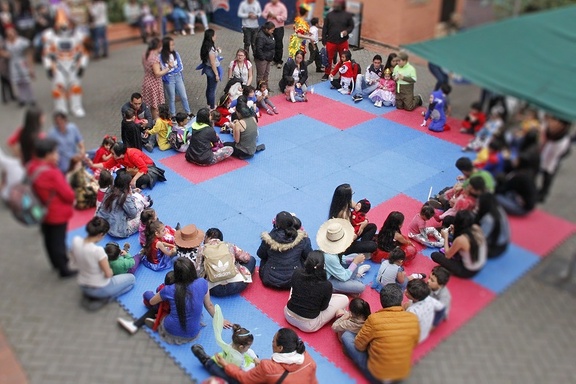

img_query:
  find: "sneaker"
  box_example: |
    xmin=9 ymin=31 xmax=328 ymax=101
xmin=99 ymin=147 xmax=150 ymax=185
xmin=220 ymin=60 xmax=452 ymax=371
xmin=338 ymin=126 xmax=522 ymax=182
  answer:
xmin=117 ymin=317 xmax=138 ymax=335
xmin=321 ymin=74 xmax=329 ymax=81
xmin=352 ymin=94 xmax=363 ymax=102
xmin=356 ymin=264 xmax=371 ymax=278
xmin=191 ymin=344 xmax=210 ymax=365
xmin=272 ymin=107 xmax=279 ymax=114
xmin=375 ymin=100 xmax=382 ymax=108
xmin=255 ymin=144 xmax=266 ymax=152
xmin=143 ymin=142 xmax=154 ymax=153
xmin=144 ymin=317 xmax=155 ymax=329
xmin=266 ymin=108 xmax=274 ymax=115
xmin=277 ymin=63 xmax=283 ymax=69
xmin=59 ymin=269 xmax=78 ymax=279
xmin=338 ymin=88 xmax=350 ymax=95
xmin=175 ymin=222 xmax=181 ymax=231
xmin=409 ymin=273 xmax=427 ymax=280
xmin=416 ymin=94 xmax=423 ymax=106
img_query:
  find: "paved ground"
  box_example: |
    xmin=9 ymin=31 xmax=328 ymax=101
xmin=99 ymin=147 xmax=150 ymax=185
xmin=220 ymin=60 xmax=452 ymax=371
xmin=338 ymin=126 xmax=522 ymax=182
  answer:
xmin=0 ymin=26 xmax=575 ymax=384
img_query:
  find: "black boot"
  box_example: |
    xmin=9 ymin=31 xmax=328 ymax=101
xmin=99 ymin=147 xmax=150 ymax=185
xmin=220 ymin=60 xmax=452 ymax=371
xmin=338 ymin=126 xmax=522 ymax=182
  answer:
xmin=191 ymin=344 xmax=210 ymax=365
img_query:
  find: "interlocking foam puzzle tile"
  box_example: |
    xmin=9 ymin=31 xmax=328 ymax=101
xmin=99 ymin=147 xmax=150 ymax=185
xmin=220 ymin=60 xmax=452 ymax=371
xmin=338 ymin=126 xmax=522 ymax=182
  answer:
xmin=366 ymin=193 xmax=425 ymax=235
xmin=508 ymin=209 xmax=576 ymax=256
xmin=69 ymin=207 xmax=96 ymax=231
xmin=256 ymin=94 xmax=302 ymax=127
xmin=350 ymin=151 xmax=443 ymax=194
xmin=472 ymin=244 xmax=541 ymax=294
xmin=259 ymin=113 xmax=342 ymax=147
xmin=298 ymin=94 xmax=378 ymax=129
xmin=403 ymin=172 xmax=461 ymax=204
xmin=346 ymin=117 xmax=424 ymax=150
xmin=159 ymin=151 xmax=249 ymax=184
xmin=383 ymin=109 xmax=470 ymax=147
xmin=392 ymin=133 xmax=464 ymax=170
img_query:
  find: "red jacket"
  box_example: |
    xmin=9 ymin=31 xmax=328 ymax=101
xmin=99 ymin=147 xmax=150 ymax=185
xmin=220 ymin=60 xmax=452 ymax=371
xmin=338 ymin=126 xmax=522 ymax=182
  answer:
xmin=28 ymin=159 xmax=75 ymax=224
xmin=102 ymin=148 xmax=153 ymax=173
xmin=224 ymin=351 xmax=318 ymax=384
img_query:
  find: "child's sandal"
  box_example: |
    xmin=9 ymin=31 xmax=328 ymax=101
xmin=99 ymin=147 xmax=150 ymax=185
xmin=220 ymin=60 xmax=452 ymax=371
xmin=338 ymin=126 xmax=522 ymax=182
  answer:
xmin=266 ymin=108 xmax=274 ymax=115
xmin=272 ymin=107 xmax=279 ymax=114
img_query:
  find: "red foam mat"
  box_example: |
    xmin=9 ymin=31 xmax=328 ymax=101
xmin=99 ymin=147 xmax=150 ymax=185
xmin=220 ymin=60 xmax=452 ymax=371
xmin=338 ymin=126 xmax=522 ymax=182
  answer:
xmin=159 ymin=151 xmax=248 ymax=184
xmin=383 ymin=109 xmax=470 ymax=147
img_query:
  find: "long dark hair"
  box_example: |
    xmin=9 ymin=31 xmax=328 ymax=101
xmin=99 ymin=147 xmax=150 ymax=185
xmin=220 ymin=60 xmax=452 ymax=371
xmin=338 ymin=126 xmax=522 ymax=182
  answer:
xmin=173 ymin=257 xmax=198 ymax=329
xmin=328 ymin=183 xmax=352 ymax=219
xmin=377 ymin=211 xmax=404 ymax=251
xmin=143 ymin=220 xmax=163 ymax=258
xmin=453 ymin=210 xmax=479 ymax=262
xmin=20 ymin=106 xmax=43 ymax=164
xmin=102 ymin=172 xmax=132 ymax=212
xmin=276 ymin=328 xmax=305 ymax=354
xmin=273 ymin=211 xmax=298 ymax=241
xmin=160 ymin=36 xmax=174 ymax=65
xmin=384 ymin=52 xmax=398 ymax=71
xmin=302 ymin=250 xmax=327 ymax=281
xmin=200 ymin=28 xmax=215 ymax=63
xmin=475 ymin=193 xmax=501 ymax=245
xmin=145 ymin=37 xmax=160 ymax=59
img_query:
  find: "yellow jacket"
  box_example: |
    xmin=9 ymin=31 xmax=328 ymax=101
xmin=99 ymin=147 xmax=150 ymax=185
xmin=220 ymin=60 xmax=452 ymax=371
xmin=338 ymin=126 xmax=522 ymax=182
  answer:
xmin=148 ymin=118 xmax=172 ymax=151
xmin=355 ymin=306 xmax=420 ymax=380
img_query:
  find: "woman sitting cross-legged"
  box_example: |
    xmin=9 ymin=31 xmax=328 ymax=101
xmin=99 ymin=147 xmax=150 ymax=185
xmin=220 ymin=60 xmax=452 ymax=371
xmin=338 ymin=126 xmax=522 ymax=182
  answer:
xmin=147 ymin=257 xmax=232 ymax=344
xmin=257 ymin=211 xmax=312 ymax=289
xmin=71 ymin=216 xmax=136 ymax=308
xmin=284 ymin=251 xmax=349 ymax=333
xmin=185 ymin=107 xmax=233 ymax=165
xmin=223 ymin=103 xmax=265 ymax=160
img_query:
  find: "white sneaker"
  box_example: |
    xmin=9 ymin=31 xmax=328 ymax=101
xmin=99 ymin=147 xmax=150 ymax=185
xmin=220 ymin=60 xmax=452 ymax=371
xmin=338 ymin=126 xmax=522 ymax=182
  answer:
xmin=375 ymin=100 xmax=382 ymax=108
xmin=117 ymin=317 xmax=138 ymax=335
xmin=357 ymin=264 xmax=371 ymax=278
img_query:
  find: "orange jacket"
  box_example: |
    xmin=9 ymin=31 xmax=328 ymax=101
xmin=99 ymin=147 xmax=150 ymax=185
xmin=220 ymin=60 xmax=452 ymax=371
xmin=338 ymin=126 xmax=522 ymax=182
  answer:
xmin=224 ymin=351 xmax=318 ymax=384
xmin=355 ymin=306 xmax=420 ymax=381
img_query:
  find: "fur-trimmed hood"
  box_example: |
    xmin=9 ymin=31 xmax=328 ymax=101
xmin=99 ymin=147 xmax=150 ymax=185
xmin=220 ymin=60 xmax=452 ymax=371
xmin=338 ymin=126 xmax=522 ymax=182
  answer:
xmin=260 ymin=229 xmax=308 ymax=252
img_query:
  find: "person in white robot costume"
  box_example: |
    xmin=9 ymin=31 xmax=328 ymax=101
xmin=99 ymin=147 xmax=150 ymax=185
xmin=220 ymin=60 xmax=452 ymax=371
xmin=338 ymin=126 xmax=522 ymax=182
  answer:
xmin=42 ymin=9 xmax=89 ymax=117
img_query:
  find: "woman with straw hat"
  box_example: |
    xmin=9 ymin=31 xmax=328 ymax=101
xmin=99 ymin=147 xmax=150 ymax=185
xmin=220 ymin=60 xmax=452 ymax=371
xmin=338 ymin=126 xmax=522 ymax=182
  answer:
xmin=317 ymin=218 xmax=370 ymax=295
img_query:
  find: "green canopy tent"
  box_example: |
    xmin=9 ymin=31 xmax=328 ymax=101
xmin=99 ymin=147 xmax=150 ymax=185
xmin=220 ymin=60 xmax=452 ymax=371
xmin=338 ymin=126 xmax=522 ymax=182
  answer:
xmin=403 ymin=5 xmax=576 ymax=122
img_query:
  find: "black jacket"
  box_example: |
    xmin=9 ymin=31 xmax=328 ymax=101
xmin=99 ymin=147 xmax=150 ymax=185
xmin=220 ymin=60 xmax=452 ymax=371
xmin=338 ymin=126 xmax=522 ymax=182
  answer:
xmin=322 ymin=9 xmax=354 ymax=44
xmin=254 ymin=28 xmax=275 ymax=62
xmin=278 ymin=58 xmax=309 ymax=92
xmin=185 ymin=123 xmax=218 ymax=165
xmin=121 ymin=120 xmax=143 ymax=150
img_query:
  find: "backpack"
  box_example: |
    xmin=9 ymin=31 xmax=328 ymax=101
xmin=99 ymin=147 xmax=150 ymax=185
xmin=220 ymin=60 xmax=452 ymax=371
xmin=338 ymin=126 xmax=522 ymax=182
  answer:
xmin=8 ymin=165 xmax=50 ymax=226
xmin=203 ymin=242 xmax=237 ymax=283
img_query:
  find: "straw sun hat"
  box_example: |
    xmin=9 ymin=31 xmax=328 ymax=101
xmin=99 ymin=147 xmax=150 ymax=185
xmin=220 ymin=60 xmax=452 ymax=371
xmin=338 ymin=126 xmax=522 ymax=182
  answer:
xmin=316 ymin=218 xmax=355 ymax=255
xmin=174 ymin=224 xmax=204 ymax=248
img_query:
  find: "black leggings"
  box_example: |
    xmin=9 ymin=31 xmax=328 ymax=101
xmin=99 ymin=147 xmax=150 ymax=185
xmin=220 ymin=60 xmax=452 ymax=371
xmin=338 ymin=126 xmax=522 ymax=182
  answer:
xmin=344 ymin=223 xmax=377 ymax=255
xmin=431 ymin=251 xmax=479 ymax=279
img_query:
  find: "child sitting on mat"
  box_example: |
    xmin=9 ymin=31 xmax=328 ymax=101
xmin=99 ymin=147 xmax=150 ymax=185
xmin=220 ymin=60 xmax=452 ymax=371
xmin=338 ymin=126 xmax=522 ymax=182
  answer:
xmin=96 ymin=170 xmax=113 ymax=210
xmin=192 ymin=318 xmax=260 ymax=383
xmin=403 ymin=278 xmax=445 ymax=343
xmin=141 ymin=220 xmax=177 ymax=271
xmin=332 ymin=298 xmax=371 ymax=340
xmin=427 ymin=266 xmax=451 ymax=326
xmin=117 ymin=270 xmax=175 ymax=334
xmin=373 ymin=211 xmax=417 ymax=264
xmin=284 ymin=77 xmax=308 ymax=102
xmin=372 ymin=247 xmax=426 ymax=293
xmin=407 ymin=204 xmax=444 ymax=248
xmin=105 ymin=241 xmax=139 ymax=275
xmin=138 ymin=207 xmax=176 ymax=247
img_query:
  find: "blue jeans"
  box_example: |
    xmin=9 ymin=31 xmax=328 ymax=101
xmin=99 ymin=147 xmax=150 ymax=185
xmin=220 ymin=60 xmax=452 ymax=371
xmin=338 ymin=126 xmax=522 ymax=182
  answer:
xmin=328 ymin=275 xmax=366 ymax=295
xmin=495 ymin=192 xmax=531 ymax=216
xmin=81 ymin=274 xmax=136 ymax=299
xmin=428 ymin=62 xmax=449 ymax=91
xmin=165 ymin=72 xmax=191 ymax=115
xmin=341 ymin=331 xmax=381 ymax=384
xmin=351 ymin=74 xmax=378 ymax=98
xmin=91 ymin=26 xmax=108 ymax=57
xmin=204 ymin=66 xmax=218 ymax=109
xmin=210 ymin=256 xmax=256 ymax=297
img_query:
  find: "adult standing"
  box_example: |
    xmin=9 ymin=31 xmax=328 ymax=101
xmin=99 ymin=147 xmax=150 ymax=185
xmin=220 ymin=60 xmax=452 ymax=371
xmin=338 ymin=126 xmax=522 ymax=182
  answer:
xmin=284 ymin=251 xmax=349 ymax=333
xmin=317 ymin=218 xmax=368 ymax=295
xmin=141 ymin=38 xmax=168 ymax=119
xmin=216 ymin=328 xmax=318 ymax=383
xmin=28 ymin=138 xmax=77 ymax=278
xmin=88 ymin=0 xmax=109 ymax=59
xmin=475 ymin=193 xmax=510 ymax=258
xmin=159 ymin=36 xmax=192 ymax=118
xmin=224 ymin=103 xmax=265 ymax=159
xmin=71 ymin=217 xmax=135 ymax=300
xmin=288 ymin=3 xmax=311 ymax=59
xmin=95 ymin=172 xmax=150 ymax=238
xmin=392 ymin=52 xmax=422 ymax=111
xmin=262 ymin=0 xmax=288 ymax=69
xmin=2 ymin=26 xmax=35 ymax=107
xmin=321 ymin=0 xmax=354 ymax=81
xmin=228 ymin=48 xmax=253 ymax=86
xmin=120 ymin=92 xmax=155 ymax=152
xmin=342 ymin=284 xmax=419 ymax=383
xmin=278 ymin=50 xmax=308 ymax=93
xmin=257 ymin=211 xmax=312 ymax=289
xmin=199 ymin=29 xmax=220 ymax=110
xmin=47 ymin=111 xmax=85 ymax=174
xmin=148 ymin=257 xmax=231 ymax=344
xmin=254 ymin=21 xmax=276 ymax=84
xmin=185 ymin=107 xmax=233 ymax=165
xmin=89 ymin=142 xmax=166 ymax=190
xmin=237 ymin=0 xmax=262 ymax=58
xmin=7 ymin=106 xmax=44 ymax=164
xmin=328 ymin=183 xmax=377 ymax=255
xmin=431 ymin=210 xmax=487 ymax=278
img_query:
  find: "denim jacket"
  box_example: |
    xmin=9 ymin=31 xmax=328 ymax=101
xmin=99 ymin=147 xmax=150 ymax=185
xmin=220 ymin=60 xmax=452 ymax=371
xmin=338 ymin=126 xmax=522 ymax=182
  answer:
xmin=160 ymin=51 xmax=184 ymax=83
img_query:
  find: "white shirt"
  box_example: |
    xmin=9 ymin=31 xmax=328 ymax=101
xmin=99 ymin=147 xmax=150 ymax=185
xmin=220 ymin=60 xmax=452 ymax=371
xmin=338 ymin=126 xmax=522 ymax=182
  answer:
xmin=89 ymin=1 xmax=108 ymax=27
xmin=71 ymin=236 xmax=110 ymax=288
xmin=407 ymin=296 xmax=445 ymax=343
xmin=309 ymin=25 xmax=319 ymax=43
